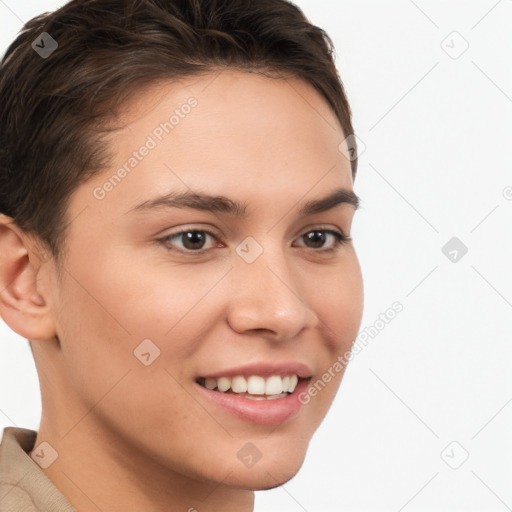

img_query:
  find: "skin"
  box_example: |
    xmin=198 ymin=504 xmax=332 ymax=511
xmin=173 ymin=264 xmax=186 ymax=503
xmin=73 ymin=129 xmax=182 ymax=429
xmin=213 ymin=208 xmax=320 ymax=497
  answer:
xmin=0 ymin=70 xmax=364 ymax=511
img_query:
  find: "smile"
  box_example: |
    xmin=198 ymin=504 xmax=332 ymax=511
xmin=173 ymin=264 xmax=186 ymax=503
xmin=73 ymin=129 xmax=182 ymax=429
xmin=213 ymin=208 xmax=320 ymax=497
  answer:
xmin=196 ymin=374 xmax=300 ymax=399
xmin=195 ymin=365 xmax=313 ymax=425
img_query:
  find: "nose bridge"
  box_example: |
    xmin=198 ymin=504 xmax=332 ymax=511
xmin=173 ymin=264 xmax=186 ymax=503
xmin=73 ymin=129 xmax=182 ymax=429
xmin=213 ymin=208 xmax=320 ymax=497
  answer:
xmin=227 ymin=237 xmax=317 ymax=338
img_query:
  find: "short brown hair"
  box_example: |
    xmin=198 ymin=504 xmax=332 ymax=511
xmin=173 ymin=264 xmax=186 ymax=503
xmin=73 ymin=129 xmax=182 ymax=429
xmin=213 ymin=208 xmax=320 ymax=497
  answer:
xmin=0 ymin=0 xmax=357 ymax=261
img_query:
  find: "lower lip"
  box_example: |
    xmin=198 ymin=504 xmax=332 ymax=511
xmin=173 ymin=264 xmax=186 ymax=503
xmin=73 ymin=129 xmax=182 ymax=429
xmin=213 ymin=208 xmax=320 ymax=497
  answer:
xmin=195 ymin=378 xmax=311 ymax=425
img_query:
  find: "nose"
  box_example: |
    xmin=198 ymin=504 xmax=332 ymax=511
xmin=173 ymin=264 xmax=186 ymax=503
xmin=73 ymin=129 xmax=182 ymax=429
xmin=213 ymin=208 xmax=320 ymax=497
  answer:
xmin=226 ymin=245 xmax=318 ymax=341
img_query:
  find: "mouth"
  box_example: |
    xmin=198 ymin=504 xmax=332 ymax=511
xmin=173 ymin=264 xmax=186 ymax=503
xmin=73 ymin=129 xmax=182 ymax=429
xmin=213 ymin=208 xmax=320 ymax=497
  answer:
xmin=194 ymin=367 xmax=313 ymax=425
xmin=195 ymin=374 xmax=310 ymax=400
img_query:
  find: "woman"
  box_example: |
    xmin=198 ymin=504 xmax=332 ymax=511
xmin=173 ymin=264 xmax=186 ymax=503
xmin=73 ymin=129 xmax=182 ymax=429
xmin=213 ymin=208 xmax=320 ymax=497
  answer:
xmin=0 ymin=0 xmax=363 ymax=510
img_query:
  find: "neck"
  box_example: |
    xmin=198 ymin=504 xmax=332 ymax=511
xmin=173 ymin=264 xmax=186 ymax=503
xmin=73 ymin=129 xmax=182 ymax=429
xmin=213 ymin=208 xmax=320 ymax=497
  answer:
xmin=33 ymin=416 xmax=255 ymax=512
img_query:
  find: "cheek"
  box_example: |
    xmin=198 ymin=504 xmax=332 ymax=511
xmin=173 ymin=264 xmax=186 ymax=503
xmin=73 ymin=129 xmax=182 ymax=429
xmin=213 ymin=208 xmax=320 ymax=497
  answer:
xmin=53 ymin=264 xmax=233 ymax=475
xmin=305 ymin=252 xmax=364 ymax=351
xmin=290 ymin=254 xmax=363 ymax=425
xmin=52 ymin=246 xmax=231 ymax=416
xmin=61 ymin=239 xmax=230 ymax=342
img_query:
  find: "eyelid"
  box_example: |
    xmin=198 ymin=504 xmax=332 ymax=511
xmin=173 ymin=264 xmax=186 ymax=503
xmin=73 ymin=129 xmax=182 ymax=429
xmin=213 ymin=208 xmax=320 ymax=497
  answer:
xmin=293 ymin=227 xmax=350 ymax=250
xmin=295 ymin=222 xmax=349 ymax=240
xmin=157 ymin=223 xmax=351 ymax=254
xmin=297 ymin=223 xmax=348 ymax=237
xmin=159 ymin=227 xmax=221 ymax=253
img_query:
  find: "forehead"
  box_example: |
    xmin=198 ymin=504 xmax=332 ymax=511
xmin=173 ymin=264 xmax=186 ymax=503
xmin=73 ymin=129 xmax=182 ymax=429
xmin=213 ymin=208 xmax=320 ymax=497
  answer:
xmin=72 ymin=70 xmax=353 ymax=223
xmin=110 ymin=69 xmax=347 ymax=164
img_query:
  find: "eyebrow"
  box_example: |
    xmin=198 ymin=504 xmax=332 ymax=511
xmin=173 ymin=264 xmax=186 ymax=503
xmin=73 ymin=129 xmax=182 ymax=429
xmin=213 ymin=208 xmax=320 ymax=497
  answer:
xmin=128 ymin=187 xmax=359 ymax=217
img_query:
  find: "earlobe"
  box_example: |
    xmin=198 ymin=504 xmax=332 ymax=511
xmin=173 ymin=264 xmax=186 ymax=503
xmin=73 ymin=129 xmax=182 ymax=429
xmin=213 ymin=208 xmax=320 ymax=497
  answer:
xmin=0 ymin=214 xmax=56 ymax=341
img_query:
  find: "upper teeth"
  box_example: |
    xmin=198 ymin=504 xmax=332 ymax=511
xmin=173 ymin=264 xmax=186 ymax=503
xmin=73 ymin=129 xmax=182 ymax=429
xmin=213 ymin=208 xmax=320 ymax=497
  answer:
xmin=203 ymin=375 xmax=299 ymax=395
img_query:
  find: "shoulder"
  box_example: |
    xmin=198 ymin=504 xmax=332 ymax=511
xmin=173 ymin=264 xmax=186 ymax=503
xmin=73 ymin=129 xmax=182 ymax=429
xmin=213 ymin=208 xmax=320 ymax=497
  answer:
xmin=0 ymin=481 xmax=39 ymax=511
xmin=1 ymin=426 xmax=75 ymax=511
xmin=0 ymin=426 xmax=77 ymax=511
xmin=0 ymin=427 xmax=39 ymax=510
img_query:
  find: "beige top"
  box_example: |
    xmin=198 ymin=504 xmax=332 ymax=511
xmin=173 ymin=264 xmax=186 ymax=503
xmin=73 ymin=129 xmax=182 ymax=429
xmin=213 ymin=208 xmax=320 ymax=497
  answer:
xmin=0 ymin=426 xmax=76 ymax=511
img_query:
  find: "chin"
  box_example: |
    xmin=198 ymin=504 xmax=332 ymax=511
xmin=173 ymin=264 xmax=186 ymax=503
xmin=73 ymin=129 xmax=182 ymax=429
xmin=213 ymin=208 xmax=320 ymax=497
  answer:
xmin=251 ymin=470 xmax=299 ymax=491
xmin=225 ymin=454 xmax=306 ymax=490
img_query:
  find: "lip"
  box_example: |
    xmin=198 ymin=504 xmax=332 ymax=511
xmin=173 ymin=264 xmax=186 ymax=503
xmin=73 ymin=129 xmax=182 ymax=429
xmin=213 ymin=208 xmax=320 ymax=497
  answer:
xmin=195 ymin=377 xmax=311 ymax=425
xmin=197 ymin=361 xmax=313 ymax=380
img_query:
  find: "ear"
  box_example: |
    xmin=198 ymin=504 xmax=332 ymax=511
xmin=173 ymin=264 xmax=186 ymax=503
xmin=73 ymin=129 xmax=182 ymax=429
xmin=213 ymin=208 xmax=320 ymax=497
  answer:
xmin=0 ymin=214 xmax=56 ymax=341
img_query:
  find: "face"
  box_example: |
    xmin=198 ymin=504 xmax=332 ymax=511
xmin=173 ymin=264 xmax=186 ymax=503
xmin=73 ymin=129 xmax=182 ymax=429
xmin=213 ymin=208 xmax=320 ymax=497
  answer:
xmin=37 ymin=70 xmax=363 ymax=490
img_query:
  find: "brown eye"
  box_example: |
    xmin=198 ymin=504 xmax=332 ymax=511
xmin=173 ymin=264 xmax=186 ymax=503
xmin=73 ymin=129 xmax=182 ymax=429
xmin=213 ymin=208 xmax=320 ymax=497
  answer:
xmin=160 ymin=230 xmax=218 ymax=252
xmin=295 ymin=229 xmax=349 ymax=251
xmin=302 ymin=230 xmax=327 ymax=249
xmin=180 ymin=231 xmax=207 ymax=250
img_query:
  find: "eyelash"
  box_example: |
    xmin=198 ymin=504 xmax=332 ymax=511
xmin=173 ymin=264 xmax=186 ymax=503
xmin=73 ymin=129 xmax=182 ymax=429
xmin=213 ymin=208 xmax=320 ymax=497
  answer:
xmin=157 ymin=228 xmax=351 ymax=255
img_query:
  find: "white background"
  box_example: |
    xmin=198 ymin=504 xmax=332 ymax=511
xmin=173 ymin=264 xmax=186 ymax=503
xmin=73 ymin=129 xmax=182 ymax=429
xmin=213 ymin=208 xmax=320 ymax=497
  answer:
xmin=1 ymin=1 xmax=511 ymax=511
